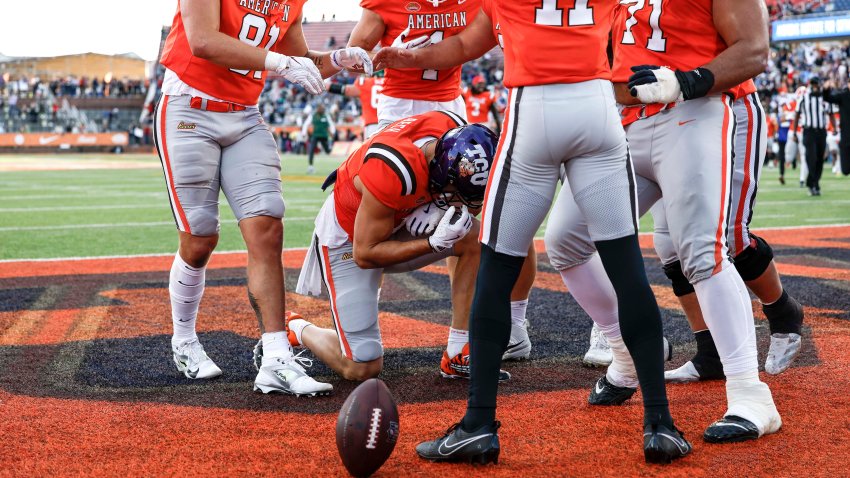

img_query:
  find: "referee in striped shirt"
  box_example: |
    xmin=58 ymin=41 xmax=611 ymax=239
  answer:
xmin=793 ymin=76 xmax=836 ymax=196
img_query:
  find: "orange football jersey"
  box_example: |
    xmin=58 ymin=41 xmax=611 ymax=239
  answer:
xmin=356 ymin=76 xmax=385 ymax=126
xmin=333 ymin=111 xmax=466 ymax=240
xmin=482 ymin=0 xmax=615 ymax=88
xmin=730 ymin=80 xmax=757 ymax=100
xmin=463 ymin=88 xmax=496 ymax=124
xmin=360 ymin=0 xmax=480 ymax=102
xmin=161 ymin=0 xmax=305 ymax=105
xmin=612 ymin=0 xmax=726 ymax=84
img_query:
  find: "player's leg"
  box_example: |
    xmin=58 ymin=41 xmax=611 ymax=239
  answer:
xmin=561 ymin=84 xmax=687 ymax=460
xmin=654 ymin=201 xmax=724 ymax=383
xmin=778 ymin=139 xmax=786 ymax=184
xmin=294 ymin=240 xmax=385 ymax=381
xmin=154 ymin=95 xmax=224 ymax=379
xmin=221 ymin=116 xmax=331 ymax=395
xmin=503 ymin=244 xmax=535 ymax=361
xmin=655 ymin=95 xmax=780 ymax=442
xmin=419 ymin=87 xmax=558 ymax=462
xmin=306 ymin=136 xmax=317 ymax=174
xmin=814 ymin=130 xmax=827 ymax=193
xmin=842 ymin=138 xmax=850 ymax=175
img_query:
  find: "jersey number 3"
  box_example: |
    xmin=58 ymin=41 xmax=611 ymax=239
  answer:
xmin=535 ymin=0 xmax=594 ymax=27
xmin=230 ymin=14 xmax=281 ymax=79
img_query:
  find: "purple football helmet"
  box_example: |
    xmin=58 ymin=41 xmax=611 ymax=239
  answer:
xmin=429 ymin=123 xmax=499 ymax=208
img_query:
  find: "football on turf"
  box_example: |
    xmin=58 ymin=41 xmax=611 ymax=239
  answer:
xmin=336 ymin=378 xmax=400 ymax=477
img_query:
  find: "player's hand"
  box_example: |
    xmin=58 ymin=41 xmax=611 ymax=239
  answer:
xmin=330 ymin=47 xmax=374 ymax=76
xmin=391 ymin=26 xmax=432 ymax=50
xmin=265 ymin=52 xmax=324 ymax=95
xmin=628 ymin=65 xmax=683 ymax=104
xmin=373 ymin=47 xmax=417 ymax=72
xmin=428 ymin=206 xmax=472 ymax=253
xmin=405 ymin=201 xmax=443 ymax=237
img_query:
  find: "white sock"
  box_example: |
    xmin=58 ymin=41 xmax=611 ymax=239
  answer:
xmin=261 ymin=331 xmax=293 ymax=366
xmin=510 ymin=299 xmax=528 ymax=327
xmin=606 ymin=335 xmax=639 ymax=388
xmin=288 ymin=318 xmax=313 ymax=345
xmin=559 ymin=253 xmax=621 ymax=339
xmin=170 ymin=252 xmax=206 ymax=346
xmin=693 ymin=263 xmax=759 ymax=378
xmin=447 ymin=327 xmax=468 ymax=357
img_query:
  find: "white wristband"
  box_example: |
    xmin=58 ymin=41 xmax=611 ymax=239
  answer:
xmin=264 ymin=51 xmax=286 ymax=71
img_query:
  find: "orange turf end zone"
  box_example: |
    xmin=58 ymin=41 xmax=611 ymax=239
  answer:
xmin=1 ymin=227 xmax=849 ymax=476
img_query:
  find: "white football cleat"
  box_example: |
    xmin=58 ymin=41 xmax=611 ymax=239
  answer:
xmin=502 ymin=319 xmax=532 ymax=361
xmin=583 ymin=323 xmax=612 ymax=367
xmin=665 ymin=361 xmax=700 ymax=383
xmin=723 ymin=379 xmax=782 ymax=437
xmin=765 ymin=333 xmax=802 ymax=375
xmin=254 ymin=351 xmax=333 ymax=397
xmin=172 ymin=338 xmax=223 ymax=379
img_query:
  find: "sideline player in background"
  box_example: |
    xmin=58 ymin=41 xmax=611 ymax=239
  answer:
xmin=665 ymin=81 xmax=806 ymax=382
xmin=546 ymin=0 xmax=781 ymax=443
xmin=463 ymin=75 xmax=502 ymax=135
xmin=375 ymin=0 xmax=690 ymax=464
xmin=350 ymin=0 xmax=536 ymax=360
xmin=325 ymin=71 xmax=386 ymax=139
xmin=156 ymin=0 xmax=370 ymax=396
xmin=292 ymin=112 xmax=517 ymax=381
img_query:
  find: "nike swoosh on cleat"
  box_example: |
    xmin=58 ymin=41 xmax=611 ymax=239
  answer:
xmin=595 ymin=382 xmax=605 ymax=394
xmin=437 ymin=433 xmax=491 ymax=456
xmin=644 ymin=432 xmax=689 ymax=453
xmin=505 ymin=340 xmax=526 ymax=352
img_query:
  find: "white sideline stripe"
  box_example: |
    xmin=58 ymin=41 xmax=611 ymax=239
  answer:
xmin=0 ymin=217 xmax=314 ymax=232
xmin=0 ymin=247 xmax=307 ymax=263
xmin=0 ymin=199 xmax=325 ymax=213
xmin=2 ymin=223 xmax=848 ymax=264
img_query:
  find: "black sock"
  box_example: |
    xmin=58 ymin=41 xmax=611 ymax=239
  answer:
xmin=462 ymin=244 xmax=524 ymax=432
xmin=694 ymin=329 xmax=720 ymax=361
xmin=763 ymin=289 xmax=803 ymax=334
xmin=691 ymin=329 xmax=724 ymax=379
xmin=595 ymin=235 xmax=672 ymax=428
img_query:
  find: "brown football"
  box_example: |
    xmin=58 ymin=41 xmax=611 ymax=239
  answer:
xmin=336 ymin=378 xmax=400 ymax=477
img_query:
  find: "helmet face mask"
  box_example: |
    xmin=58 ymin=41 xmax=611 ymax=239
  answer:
xmin=429 ymin=123 xmax=499 ymax=210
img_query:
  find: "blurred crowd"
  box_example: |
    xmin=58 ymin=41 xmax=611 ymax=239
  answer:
xmin=768 ymin=0 xmax=830 ymax=19
xmin=0 ymin=74 xmax=148 ymax=135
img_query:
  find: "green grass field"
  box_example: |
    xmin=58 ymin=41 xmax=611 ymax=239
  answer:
xmin=1 ymin=153 xmax=849 ymax=260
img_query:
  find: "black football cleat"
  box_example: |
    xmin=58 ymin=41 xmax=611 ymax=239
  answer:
xmin=644 ymin=421 xmax=692 ymax=464
xmin=588 ymin=375 xmax=637 ymax=406
xmin=416 ymin=421 xmax=501 ymax=464
xmin=703 ymin=415 xmax=760 ymax=443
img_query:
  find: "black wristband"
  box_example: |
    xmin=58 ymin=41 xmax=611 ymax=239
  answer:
xmin=674 ymin=67 xmax=715 ymax=101
xmin=328 ymin=83 xmax=345 ymax=95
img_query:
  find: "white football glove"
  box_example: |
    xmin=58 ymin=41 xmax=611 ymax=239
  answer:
xmin=330 ymin=47 xmax=373 ymax=76
xmin=628 ymin=66 xmax=683 ymax=104
xmin=265 ymin=52 xmax=324 ymax=95
xmin=405 ymin=201 xmax=443 ymax=237
xmin=427 ymin=206 xmax=472 ymax=253
xmin=390 ymin=27 xmax=432 ymax=50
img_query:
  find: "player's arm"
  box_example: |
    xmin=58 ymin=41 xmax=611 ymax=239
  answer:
xmin=629 ymin=0 xmax=769 ymax=102
xmin=352 ymin=179 xmax=433 ymax=269
xmin=181 ymin=0 xmax=271 ymax=70
xmin=489 ymin=101 xmax=501 ymax=135
xmin=348 ymin=8 xmax=386 ymax=51
xmin=704 ymin=0 xmax=770 ymax=93
xmin=276 ymin=14 xmax=373 ymax=79
xmin=373 ymin=10 xmax=497 ymax=71
xmin=325 ymin=82 xmax=361 ymax=97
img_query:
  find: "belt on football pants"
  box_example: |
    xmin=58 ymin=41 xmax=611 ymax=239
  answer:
xmin=189 ymin=97 xmax=247 ymax=113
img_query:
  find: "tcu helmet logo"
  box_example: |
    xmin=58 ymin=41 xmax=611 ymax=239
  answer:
xmin=459 ymin=144 xmax=490 ymax=186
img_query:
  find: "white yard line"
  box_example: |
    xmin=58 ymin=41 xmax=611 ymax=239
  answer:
xmin=0 ymin=217 xmax=314 ymax=232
